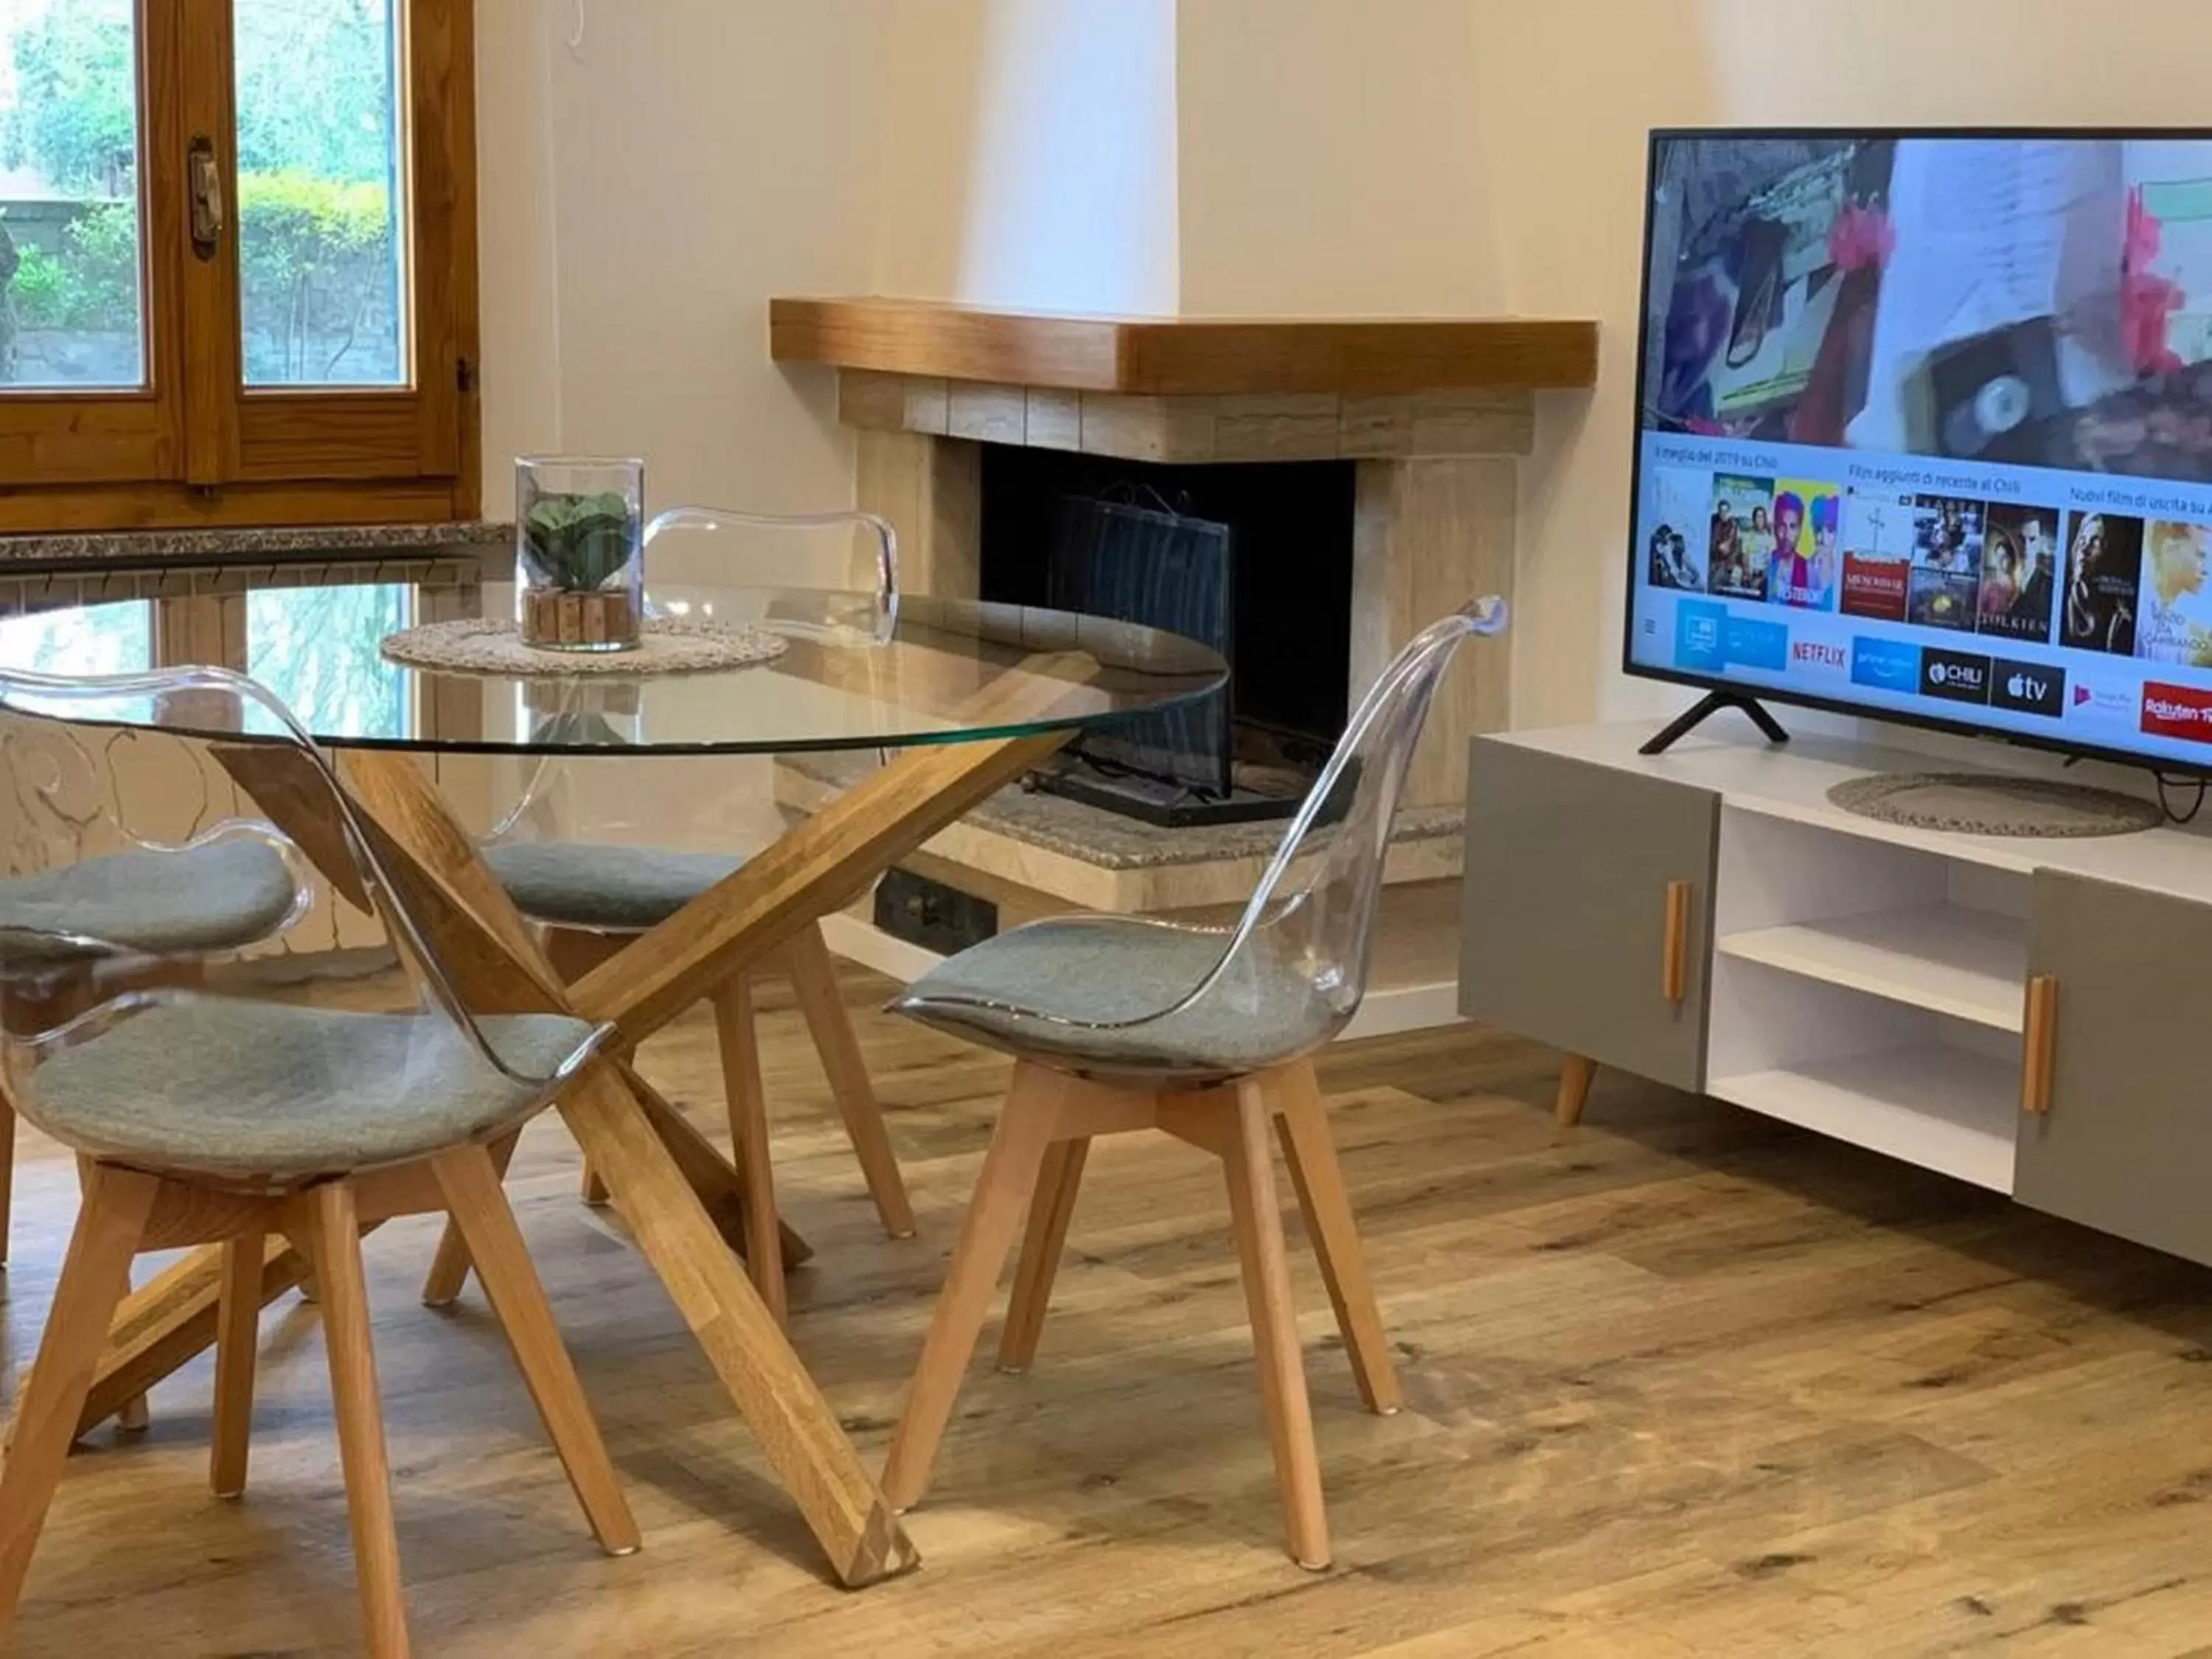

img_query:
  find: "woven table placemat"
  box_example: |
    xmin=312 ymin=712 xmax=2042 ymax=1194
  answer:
xmin=1826 ymin=772 xmax=2163 ymax=838
xmin=380 ymin=616 xmax=787 ymax=677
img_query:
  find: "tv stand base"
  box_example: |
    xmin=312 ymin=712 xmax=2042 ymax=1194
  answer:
xmin=1640 ymin=691 xmax=1790 ymax=757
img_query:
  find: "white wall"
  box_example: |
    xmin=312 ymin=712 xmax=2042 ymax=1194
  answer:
xmin=476 ymin=0 xmax=1178 ymax=554
xmin=1468 ymin=0 xmax=2212 ymax=728
xmin=1174 ymin=0 xmax=1495 ymax=317
xmin=478 ymin=0 xmax=2212 ymax=729
xmin=474 ymin=0 xmax=885 ymax=574
xmin=1180 ymin=0 xmax=2212 ymax=729
xmin=872 ymin=0 xmax=1180 ymax=312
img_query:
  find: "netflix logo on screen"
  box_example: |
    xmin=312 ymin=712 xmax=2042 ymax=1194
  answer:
xmin=1841 ymin=554 xmax=1908 ymax=621
xmin=2141 ymin=682 xmax=2212 ymax=744
xmin=1791 ymin=638 xmax=1847 ymax=676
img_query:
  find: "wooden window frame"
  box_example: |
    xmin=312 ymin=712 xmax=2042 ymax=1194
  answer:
xmin=0 ymin=0 xmax=481 ymax=535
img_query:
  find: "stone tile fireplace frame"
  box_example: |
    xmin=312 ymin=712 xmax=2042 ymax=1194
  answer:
xmin=770 ymin=297 xmax=1599 ymax=1034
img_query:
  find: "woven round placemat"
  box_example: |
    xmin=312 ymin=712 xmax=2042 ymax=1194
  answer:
xmin=1826 ymin=772 xmax=2163 ymax=838
xmin=380 ymin=616 xmax=787 ymax=678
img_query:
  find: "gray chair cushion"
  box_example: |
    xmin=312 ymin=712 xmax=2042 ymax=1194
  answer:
xmin=484 ymin=841 xmax=743 ymax=931
xmin=0 ymin=839 xmax=298 ymax=967
xmin=23 ymin=997 xmax=597 ymax=1180
xmin=890 ymin=917 xmax=1336 ymax=1086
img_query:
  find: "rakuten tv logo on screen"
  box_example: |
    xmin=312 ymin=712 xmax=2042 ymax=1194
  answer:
xmin=2141 ymin=682 xmax=2212 ymax=743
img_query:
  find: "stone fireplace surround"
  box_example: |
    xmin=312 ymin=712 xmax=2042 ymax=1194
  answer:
xmin=770 ymin=297 xmax=1597 ymax=1030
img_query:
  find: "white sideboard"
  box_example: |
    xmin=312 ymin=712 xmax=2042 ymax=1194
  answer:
xmin=1459 ymin=723 xmax=2212 ymax=1269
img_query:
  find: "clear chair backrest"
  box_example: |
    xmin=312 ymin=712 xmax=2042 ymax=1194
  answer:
xmin=0 ymin=664 xmax=605 ymax=1147
xmin=1201 ymin=594 xmax=1509 ymax=1036
xmin=894 ymin=597 xmax=1506 ymax=1062
xmin=642 ymin=505 xmax=898 ymax=642
xmin=483 ymin=507 xmax=901 ymax=853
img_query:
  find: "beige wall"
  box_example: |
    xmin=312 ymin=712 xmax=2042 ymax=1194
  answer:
xmin=474 ymin=0 xmax=883 ymax=574
xmin=1179 ymin=0 xmax=2212 ymax=728
xmin=1470 ymin=0 xmax=2212 ymax=728
xmin=1175 ymin=0 xmax=1495 ymax=317
xmin=874 ymin=0 xmax=1179 ymax=312
xmin=477 ymin=0 xmax=2212 ymax=728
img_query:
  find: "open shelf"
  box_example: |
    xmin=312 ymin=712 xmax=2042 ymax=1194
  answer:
xmin=1709 ymin=1044 xmax=2019 ymax=1193
xmin=1717 ymin=904 xmax=2026 ymax=1032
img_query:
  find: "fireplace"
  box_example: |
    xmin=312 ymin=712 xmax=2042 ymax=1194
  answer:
xmin=763 ymin=296 xmax=1597 ymax=953
xmin=979 ymin=445 xmax=1355 ymax=825
xmin=764 ymin=298 xmax=1594 ymax=1033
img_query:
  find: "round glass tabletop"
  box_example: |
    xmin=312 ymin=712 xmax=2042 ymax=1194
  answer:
xmin=0 ymin=580 xmax=1228 ymax=755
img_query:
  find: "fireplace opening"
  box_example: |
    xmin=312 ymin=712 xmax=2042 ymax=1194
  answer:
xmin=978 ymin=445 xmax=1356 ymax=826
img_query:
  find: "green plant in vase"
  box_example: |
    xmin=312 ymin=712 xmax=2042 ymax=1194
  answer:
xmin=515 ymin=472 xmax=644 ymax=650
xmin=521 ymin=491 xmax=636 ymax=593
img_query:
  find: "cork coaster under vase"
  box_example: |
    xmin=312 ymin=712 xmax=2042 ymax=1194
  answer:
xmin=520 ymin=586 xmax=639 ymax=651
xmin=380 ymin=616 xmax=787 ymax=677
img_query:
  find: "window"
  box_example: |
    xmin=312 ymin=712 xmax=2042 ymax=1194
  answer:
xmin=0 ymin=600 xmax=151 ymax=671
xmin=0 ymin=0 xmax=478 ymax=532
xmin=247 ymin=581 xmax=413 ymax=734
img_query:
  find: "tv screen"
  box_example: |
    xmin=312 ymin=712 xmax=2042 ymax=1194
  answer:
xmin=1627 ymin=130 xmax=2212 ymax=769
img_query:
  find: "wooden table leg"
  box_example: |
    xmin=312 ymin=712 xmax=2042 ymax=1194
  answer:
xmin=622 ymin=1062 xmax=813 ymax=1272
xmin=163 ymin=723 xmax=1071 ymax=1585
xmin=560 ymin=1062 xmax=916 ymax=1585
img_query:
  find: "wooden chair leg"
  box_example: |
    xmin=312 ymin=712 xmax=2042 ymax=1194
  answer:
xmin=0 ymin=1085 xmax=14 ymax=1270
xmin=210 ymin=1232 xmax=265 ymax=1498
xmin=1272 ymin=1065 xmax=1401 ymax=1416
xmin=0 ymin=1164 xmax=158 ymax=1629
xmin=1555 ymin=1054 xmax=1597 ymax=1127
xmin=420 ymin=1130 xmax=520 ymax=1308
xmin=580 ymin=1162 xmax=611 ymax=1206
xmin=1222 ymin=1078 xmax=1329 ymax=1571
xmin=780 ymin=923 xmax=916 ymax=1239
xmin=714 ymin=974 xmax=785 ymax=1328
xmin=431 ymin=1144 xmax=640 ymax=1555
xmin=299 ymin=1180 xmax=411 ymax=1659
xmin=72 ymin=1152 xmax=148 ymax=1430
xmin=881 ymin=1066 xmax=1063 ymax=1512
xmin=996 ymin=1138 xmax=1089 ymax=1375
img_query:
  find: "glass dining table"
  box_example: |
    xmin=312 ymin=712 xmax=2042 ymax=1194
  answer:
xmin=0 ymin=573 xmax=1228 ymax=1589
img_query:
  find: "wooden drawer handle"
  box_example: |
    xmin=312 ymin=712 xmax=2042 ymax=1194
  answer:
xmin=1661 ymin=879 xmax=1691 ymax=1004
xmin=2022 ymin=974 xmax=2059 ymax=1116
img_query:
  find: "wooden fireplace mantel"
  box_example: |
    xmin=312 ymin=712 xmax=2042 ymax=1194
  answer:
xmin=768 ymin=296 xmax=1599 ymax=397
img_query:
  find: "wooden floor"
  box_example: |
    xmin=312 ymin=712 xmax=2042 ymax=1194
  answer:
xmin=10 ymin=966 xmax=2212 ymax=1656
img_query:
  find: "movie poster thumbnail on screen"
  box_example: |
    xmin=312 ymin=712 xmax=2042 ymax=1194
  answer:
xmin=1639 ymin=133 xmax=2212 ymax=484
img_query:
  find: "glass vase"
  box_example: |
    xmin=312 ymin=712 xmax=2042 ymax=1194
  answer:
xmin=515 ymin=455 xmax=645 ymax=651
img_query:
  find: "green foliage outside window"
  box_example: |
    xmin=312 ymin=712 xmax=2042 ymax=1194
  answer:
xmin=4 ymin=0 xmax=400 ymax=384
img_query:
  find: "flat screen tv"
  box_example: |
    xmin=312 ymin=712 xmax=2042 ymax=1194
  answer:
xmin=1627 ymin=129 xmax=2212 ymax=771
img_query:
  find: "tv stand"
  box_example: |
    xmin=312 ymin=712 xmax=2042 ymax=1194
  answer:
xmin=1461 ymin=722 xmax=2212 ymax=1276
xmin=1639 ymin=691 xmax=1790 ymax=756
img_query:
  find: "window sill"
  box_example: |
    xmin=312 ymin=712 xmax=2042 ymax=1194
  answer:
xmin=0 ymin=521 xmax=510 ymax=575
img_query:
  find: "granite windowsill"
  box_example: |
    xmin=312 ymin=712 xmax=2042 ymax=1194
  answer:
xmin=0 ymin=521 xmax=511 ymax=573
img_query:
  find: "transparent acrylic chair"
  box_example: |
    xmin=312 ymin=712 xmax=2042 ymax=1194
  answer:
xmin=0 ymin=665 xmax=639 ymax=1657
xmin=880 ymin=596 xmax=1508 ymax=1570
xmin=474 ymin=506 xmax=911 ymax=1327
xmin=0 ymin=771 xmax=305 ymax=1272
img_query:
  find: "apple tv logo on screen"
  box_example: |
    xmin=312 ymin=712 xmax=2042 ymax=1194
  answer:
xmin=1992 ymin=659 xmax=2065 ymax=717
